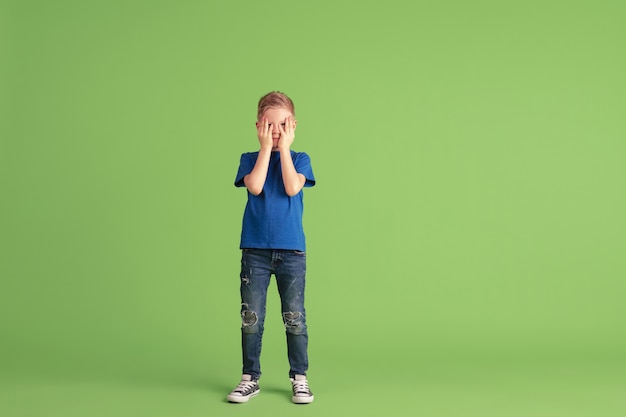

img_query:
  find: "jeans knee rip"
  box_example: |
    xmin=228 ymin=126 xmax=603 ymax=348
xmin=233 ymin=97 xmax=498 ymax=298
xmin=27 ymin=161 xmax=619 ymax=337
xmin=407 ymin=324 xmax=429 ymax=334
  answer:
xmin=241 ymin=304 xmax=258 ymax=329
xmin=282 ymin=311 xmax=304 ymax=332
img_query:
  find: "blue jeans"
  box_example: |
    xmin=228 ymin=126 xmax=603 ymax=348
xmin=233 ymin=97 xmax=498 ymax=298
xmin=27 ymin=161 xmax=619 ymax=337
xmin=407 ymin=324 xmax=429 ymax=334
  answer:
xmin=239 ymin=249 xmax=309 ymax=380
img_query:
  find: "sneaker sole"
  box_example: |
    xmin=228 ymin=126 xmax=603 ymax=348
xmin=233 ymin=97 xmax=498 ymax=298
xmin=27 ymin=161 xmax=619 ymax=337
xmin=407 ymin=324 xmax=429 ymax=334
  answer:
xmin=292 ymin=395 xmax=314 ymax=404
xmin=227 ymin=389 xmax=260 ymax=403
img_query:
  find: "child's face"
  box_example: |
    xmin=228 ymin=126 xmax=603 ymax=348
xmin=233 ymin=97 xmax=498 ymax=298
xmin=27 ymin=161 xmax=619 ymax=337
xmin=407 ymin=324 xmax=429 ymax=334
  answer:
xmin=256 ymin=107 xmax=296 ymax=149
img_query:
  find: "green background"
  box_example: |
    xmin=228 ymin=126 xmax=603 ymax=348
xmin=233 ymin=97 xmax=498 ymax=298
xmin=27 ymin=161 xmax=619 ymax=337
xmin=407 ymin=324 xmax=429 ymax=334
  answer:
xmin=2 ymin=0 xmax=625 ymax=415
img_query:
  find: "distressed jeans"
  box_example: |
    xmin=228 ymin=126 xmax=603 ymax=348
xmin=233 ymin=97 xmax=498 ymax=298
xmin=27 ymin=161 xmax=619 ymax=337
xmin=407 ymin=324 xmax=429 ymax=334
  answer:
xmin=239 ymin=249 xmax=309 ymax=380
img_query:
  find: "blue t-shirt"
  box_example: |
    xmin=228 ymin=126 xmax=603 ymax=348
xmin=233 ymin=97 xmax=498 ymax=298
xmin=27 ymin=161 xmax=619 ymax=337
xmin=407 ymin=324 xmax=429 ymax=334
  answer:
xmin=235 ymin=151 xmax=315 ymax=251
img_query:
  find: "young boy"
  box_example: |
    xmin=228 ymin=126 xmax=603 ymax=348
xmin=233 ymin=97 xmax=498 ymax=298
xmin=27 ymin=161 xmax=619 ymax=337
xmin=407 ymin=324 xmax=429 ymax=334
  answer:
xmin=227 ymin=91 xmax=316 ymax=404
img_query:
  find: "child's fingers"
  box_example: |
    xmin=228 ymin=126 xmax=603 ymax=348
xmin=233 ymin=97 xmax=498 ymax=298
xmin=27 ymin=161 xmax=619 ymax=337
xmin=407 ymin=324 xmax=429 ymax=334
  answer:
xmin=260 ymin=118 xmax=270 ymax=139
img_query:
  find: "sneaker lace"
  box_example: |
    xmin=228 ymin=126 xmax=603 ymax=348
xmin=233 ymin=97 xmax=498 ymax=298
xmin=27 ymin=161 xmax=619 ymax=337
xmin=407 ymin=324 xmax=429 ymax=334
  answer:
xmin=234 ymin=379 xmax=257 ymax=394
xmin=292 ymin=379 xmax=311 ymax=395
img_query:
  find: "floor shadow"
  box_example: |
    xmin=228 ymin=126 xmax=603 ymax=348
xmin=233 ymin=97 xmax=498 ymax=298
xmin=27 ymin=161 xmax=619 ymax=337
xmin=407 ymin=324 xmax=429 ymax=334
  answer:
xmin=120 ymin=370 xmax=234 ymax=395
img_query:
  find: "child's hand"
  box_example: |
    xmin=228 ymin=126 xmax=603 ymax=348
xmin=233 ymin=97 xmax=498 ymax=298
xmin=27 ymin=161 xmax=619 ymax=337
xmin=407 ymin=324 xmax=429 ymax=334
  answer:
xmin=278 ymin=116 xmax=297 ymax=151
xmin=256 ymin=117 xmax=274 ymax=150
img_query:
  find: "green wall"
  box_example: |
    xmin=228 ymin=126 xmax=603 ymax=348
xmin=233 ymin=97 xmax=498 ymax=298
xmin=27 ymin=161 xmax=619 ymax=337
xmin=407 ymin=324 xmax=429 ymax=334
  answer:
xmin=2 ymin=0 xmax=625 ymax=416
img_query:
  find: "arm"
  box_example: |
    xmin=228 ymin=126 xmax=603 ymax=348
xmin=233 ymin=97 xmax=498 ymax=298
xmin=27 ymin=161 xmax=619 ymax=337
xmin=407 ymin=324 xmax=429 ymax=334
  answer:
xmin=243 ymin=117 xmax=273 ymax=195
xmin=279 ymin=149 xmax=307 ymax=196
xmin=278 ymin=116 xmax=306 ymax=197
xmin=243 ymin=147 xmax=272 ymax=195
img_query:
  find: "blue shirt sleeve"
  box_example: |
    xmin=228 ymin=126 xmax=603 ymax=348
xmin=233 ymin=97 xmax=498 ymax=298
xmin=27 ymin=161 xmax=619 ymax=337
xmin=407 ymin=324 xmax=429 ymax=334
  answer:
xmin=234 ymin=153 xmax=256 ymax=187
xmin=294 ymin=152 xmax=316 ymax=187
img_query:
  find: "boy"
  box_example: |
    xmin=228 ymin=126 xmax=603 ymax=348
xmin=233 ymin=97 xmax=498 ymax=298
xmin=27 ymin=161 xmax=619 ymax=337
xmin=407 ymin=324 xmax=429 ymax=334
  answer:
xmin=227 ymin=91 xmax=316 ymax=404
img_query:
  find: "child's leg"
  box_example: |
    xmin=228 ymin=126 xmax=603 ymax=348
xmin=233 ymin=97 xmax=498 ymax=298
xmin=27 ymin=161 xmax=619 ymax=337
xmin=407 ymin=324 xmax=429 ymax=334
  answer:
xmin=274 ymin=250 xmax=308 ymax=378
xmin=240 ymin=249 xmax=272 ymax=380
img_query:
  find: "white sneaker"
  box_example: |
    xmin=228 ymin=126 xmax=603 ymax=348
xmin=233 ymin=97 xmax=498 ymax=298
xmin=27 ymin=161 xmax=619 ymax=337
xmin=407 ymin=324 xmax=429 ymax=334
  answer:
xmin=227 ymin=374 xmax=260 ymax=403
xmin=290 ymin=374 xmax=314 ymax=404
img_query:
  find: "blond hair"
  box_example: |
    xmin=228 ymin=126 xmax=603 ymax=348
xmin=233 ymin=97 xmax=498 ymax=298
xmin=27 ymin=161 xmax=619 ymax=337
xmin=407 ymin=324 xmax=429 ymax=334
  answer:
xmin=257 ymin=91 xmax=295 ymax=120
